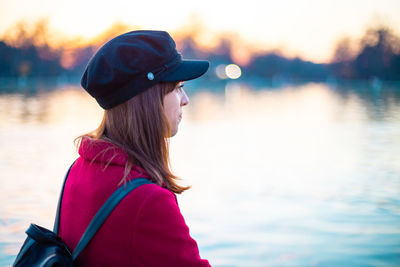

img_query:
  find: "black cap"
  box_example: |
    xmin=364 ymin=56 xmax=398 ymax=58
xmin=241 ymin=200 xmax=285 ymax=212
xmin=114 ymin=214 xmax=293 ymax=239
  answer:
xmin=81 ymin=30 xmax=209 ymax=109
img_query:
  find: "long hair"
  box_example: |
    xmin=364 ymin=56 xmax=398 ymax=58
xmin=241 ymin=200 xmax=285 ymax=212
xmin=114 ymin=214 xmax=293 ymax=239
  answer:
xmin=77 ymin=82 xmax=189 ymax=194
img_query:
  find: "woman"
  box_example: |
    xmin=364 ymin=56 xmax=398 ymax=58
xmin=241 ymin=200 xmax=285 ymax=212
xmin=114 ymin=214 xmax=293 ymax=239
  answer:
xmin=58 ymin=30 xmax=211 ymax=266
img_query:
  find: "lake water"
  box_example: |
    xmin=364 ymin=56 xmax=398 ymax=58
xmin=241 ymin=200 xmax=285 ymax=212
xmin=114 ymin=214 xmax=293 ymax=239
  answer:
xmin=0 ymin=79 xmax=400 ymax=266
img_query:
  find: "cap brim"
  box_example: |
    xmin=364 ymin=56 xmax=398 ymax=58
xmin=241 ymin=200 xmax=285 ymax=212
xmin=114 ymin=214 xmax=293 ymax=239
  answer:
xmin=160 ymin=60 xmax=209 ymax=82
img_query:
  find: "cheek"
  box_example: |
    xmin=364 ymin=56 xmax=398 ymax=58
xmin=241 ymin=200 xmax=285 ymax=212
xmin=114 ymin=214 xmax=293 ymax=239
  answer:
xmin=163 ymin=93 xmax=180 ymax=120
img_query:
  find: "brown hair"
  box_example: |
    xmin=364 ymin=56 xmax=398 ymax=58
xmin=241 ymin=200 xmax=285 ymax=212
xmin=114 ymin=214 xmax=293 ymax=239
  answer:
xmin=77 ymin=82 xmax=189 ymax=194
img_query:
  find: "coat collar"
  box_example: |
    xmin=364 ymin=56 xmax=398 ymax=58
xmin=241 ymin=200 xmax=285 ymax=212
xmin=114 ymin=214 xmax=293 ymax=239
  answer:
xmin=79 ymin=136 xmax=150 ymax=179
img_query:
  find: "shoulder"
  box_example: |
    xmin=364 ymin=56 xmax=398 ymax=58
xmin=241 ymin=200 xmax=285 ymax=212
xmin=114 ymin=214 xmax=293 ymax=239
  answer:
xmin=126 ymin=180 xmax=187 ymax=231
xmin=130 ymin=181 xmax=188 ymax=246
xmin=134 ymin=182 xmax=179 ymax=216
xmin=129 ymin=181 xmax=210 ymax=266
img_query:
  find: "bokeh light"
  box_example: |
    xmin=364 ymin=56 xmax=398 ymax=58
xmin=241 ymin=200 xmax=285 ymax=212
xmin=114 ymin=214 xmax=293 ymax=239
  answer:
xmin=215 ymin=64 xmax=227 ymax=79
xmin=225 ymin=64 xmax=241 ymax=79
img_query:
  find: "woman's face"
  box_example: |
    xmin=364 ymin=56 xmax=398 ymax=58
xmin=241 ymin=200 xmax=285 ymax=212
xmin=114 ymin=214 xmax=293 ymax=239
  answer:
xmin=163 ymin=82 xmax=189 ymax=137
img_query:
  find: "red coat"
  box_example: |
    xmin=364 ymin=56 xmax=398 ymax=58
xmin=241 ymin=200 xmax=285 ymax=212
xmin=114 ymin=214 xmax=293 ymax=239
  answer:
xmin=59 ymin=137 xmax=211 ymax=266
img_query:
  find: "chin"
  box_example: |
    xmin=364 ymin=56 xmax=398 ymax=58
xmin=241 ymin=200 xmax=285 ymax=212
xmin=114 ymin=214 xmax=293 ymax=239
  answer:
xmin=170 ymin=130 xmax=178 ymax=137
xmin=166 ymin=127 xmax=178 ymax=138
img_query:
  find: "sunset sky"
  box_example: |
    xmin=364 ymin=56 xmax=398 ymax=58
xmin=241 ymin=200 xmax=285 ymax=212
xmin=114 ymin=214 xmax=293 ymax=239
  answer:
xmin=1 ymin=0 xmax=399 ymax=63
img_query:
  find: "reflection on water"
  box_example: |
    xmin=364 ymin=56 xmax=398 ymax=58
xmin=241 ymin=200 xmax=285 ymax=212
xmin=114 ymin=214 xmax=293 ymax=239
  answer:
xmin=1 ymin=81 xmax=400 ymax=266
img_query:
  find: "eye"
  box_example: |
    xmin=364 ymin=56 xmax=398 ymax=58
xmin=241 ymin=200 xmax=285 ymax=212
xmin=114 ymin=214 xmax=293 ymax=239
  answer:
xmin=176 ymin=84 xmax=184 ymax=92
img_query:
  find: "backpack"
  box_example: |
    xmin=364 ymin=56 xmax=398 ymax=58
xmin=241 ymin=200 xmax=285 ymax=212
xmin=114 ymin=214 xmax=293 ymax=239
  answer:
xmin=13 ymin=161 xmax=152 ymax=266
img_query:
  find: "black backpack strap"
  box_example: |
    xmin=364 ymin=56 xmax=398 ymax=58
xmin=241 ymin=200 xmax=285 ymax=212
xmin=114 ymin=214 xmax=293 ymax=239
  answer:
xmin=72 ymin=178 xmax=152 ymax=260
xmin=54 ymin=160 xmax=77 ymax=234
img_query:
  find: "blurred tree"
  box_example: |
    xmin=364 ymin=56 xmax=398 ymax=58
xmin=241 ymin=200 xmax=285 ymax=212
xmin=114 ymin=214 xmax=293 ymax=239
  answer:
xmin=246 ymin=52 xmax=328 ymax=81
xmin=331 ymin=27 xmax=400 ymax=81
xmin=353 ymin=27 xmax=400 ymax=80
xmin=332 ymin=37 xmax=356 ymax=63
xmin=1 ymin=18 xmax=399 ymax=81
xmin=0 ymin=19 xmax=64 ymax=77
xmin=330 ymin=37 xmax=357 ymax=79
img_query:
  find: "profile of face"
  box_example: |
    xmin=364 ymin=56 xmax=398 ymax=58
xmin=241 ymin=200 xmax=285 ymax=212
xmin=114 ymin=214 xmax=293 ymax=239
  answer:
xmin=163 ymin=82 xmax=189 ymax=137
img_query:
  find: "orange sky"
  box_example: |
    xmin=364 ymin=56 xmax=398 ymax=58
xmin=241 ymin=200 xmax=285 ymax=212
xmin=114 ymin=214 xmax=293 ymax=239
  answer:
xmin=1 ymin=0 xmax=399 ymax=63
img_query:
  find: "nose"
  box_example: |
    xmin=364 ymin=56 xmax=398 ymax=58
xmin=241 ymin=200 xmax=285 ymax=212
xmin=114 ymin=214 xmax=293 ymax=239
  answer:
xmin=181 ymin=89 xmax=189 ymax=106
